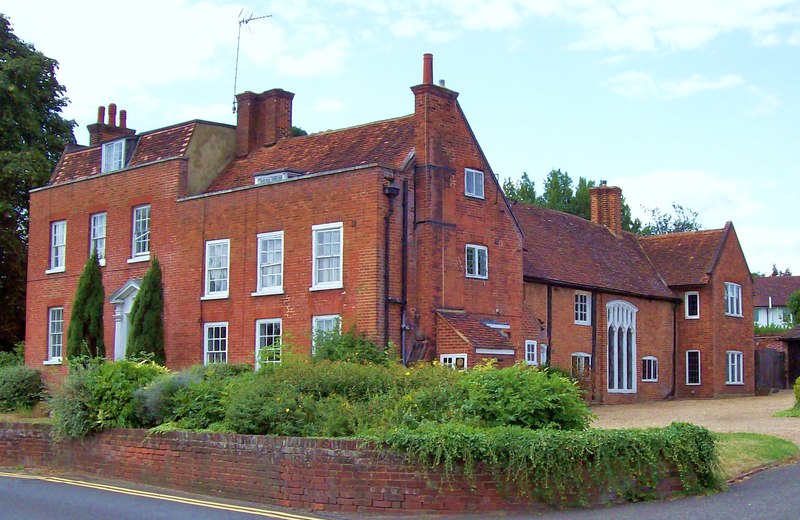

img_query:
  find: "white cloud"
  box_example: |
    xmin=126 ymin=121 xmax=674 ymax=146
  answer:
xmin=606 ymin=71 xmax=745 ymax=99
xmin=746 ymin=86 xmax=782 ymax=115
xmin=311 ymin=98 xmax=346 ymax=113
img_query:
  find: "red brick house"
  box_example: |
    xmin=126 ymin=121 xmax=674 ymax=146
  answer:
xmin=26 ymin=54 xmax=528 ymax=377
xmin=25 ymin=54 xmax=754 ymax=401
xmin=513 ymin=186 xmax=754 ymax=403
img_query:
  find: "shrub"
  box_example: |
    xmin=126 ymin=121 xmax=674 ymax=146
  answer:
xmin=87 ymin=360 xmax=166 ymax=430
xmin=127 ymin=257 xmax=165 ymax=364
xmin=794 ymin=376 xmax=800 ymax=407
xmin=49 ymin=366 xmax=94 ymax=440
xmin=371 ymin=421 xmax=721 ymax=504
xmin=66 ymin=251 xmax=105 ymax=358
xmin=0 ymin=341 xmax=24 ymax=368
xmin=133 ymin=369 xmax=203 ymax=427
xmin=0 ymin=365 xmax=45 ymax=412
xmin=166 ymin=364 xmax=251 ymax=430
xmin=312 ymin=327 xmax=391 ymax=366
xmin=261 ymin=359 xmax=398 ymax=401
xmin=458 ymin=363 xmax=593 ymax=430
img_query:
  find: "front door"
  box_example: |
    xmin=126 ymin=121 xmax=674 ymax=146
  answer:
xmin=109 ymin=279 xmax=141 ymax=361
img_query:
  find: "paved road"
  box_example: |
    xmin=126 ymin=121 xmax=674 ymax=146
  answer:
xmin=0 ymin=471 xmax=331 ymax=520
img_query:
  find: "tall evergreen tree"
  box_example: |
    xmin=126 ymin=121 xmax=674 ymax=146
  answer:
xmin=127 ymin=257 xmax=165 ymax=364
xmin=66 ymin=252 xmax=105 ymax=358
xmin=0 ymin=14 xmax=75 ymax=351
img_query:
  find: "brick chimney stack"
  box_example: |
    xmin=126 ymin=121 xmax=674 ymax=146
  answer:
xmin=590 ymin=182 xmax=623 ymax=234
xmin=235 ymin=89 xmax=294 ymax=157
xmin=87 ymin=103 xmax=136 ymax=145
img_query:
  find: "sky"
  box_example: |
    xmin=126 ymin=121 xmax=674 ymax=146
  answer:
xmin=5 ymin=0 xmax=799 ymax=275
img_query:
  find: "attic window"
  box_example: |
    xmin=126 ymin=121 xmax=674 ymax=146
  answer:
xmin=254 ymin=171 xmax=300 ymax=185
xmin=101 ymin=139 xmax=125 ymax=173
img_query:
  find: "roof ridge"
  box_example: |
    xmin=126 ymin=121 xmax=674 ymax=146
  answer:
xmin=639 ymin=227 xmax=725 ymax=240
xmin=294 ymin=114 xmax=414 ymax=140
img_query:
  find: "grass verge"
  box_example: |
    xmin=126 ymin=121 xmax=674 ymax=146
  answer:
xmin=716 ymin=432 xmax=799 ymax=480
xmin=773 ymin=407 xmax=800 ymax=418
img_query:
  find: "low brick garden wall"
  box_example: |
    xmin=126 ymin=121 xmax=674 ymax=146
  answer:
xmin=0 ymin=422 xmax=682 ymax=514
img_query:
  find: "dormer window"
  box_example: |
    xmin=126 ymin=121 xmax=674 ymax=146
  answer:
xmin=254 ymin=170 xmax=301 ymax=185
xmin=101 ymin=140 xmax=125 ymax=173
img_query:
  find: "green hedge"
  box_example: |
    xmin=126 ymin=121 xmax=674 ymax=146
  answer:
xmin=0 ymin=365 xmax=45 ymax=412
xmin=371 ymin=421 xmax=721 ymax=504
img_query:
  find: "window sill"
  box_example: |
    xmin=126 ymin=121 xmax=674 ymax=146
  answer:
xmin=464 ymin=193 xmax=485 ymax=200
xmin=465 ymin=275 xmax=488 ymax=280
xmin=251 ymin=289 xmax=284 ymax=297
xmin=642 ymin=379 xmax=658 ymax=383
xmin=574 ymin=321 xmax=591 ymax=326
xmin=685 ymin=315 xmax=699 ymax=320
xmin=686 ymin=383 xmax=702 ymax=386
xmin=45 ymin=267 xmax=65 ymax=275
xmin=725 ymin=382 xmax=745 ymax=386
xmin=607 ymin=389 xmax=637 ymax=394
xmin=98 ymin=258 xmax=106 ymax=267
xmin=200 ymin=294 xmax=229 ymax=301
xmin=127 ymin=255 xmax=150 ymax=264
xmin=309 ymin=284 xmax=343 ymax=292
xmin=43 ymin=359 xmax=63 ymax=366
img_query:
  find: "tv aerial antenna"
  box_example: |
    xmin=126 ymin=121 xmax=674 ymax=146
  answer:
xmin=233 ymin=10 xmax=271 ymax=113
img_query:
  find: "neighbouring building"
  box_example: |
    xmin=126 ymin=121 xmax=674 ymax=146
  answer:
xmin=753 ymin=276 xmax=799 ymax=328
xmin=26 ymin=54 xmax=754 ymax=401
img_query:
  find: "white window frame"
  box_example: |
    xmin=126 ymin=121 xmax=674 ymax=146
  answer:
xmin=571 ymin=352 xmax=591 ymax=378
xmin=525 ymin=340 xmax=538 ymax=366
xmin=45 ymin=306 xmax=64 ymax=364
xmin=311 ymin=222 xmax=343 ymax=291
xmin=202 ymin=239 xmax=230 ymax=299
xmin=255 ymin=318 xmax=282 ymax=369
xmin=311 ymin=314 xmax=341 ymax=354
xmin=464 ymin=168 xmax=484 ymax=199
xmin=101 ymin=139 xmax=125 ymax=173
xmin=726 ymin=350 xmax=744 ymax=385
xmin=440 ymin=353 xmax=468 ymax=370
xmin=253 ymin=231 xmax=284 ymax=296
xmin=724 ymin=282 xmax=743 ymax=317
xmin=465 ymin=244 xmax=488 ymax=279
xmin=685 ymin=291 xmax=700 ymax=320
xmin=129 ymin=204 xmax=151 ymax=262
xmin=203 ymin=322 xmax=228 ymax=365
xmin=90 ymin=212 xmax=107 ymax=266
xmin=686 ymin=350 xmax=701 ymax=386
xmin=574 ymin=291 xmax=591 ymax=325
xmin=642 ymin=356 xmax=658 ymax=382
xmin=47 ymin=220 xmax=67 ymax=273
xmin=254 ymin=172 xmax=287 ymax=185
xmin=607 ymin=300 xmax=638 ymax=394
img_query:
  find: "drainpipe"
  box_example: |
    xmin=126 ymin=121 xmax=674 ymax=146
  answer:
xmin=383 ymin=183 xmax=400 ymax=349
xmin=546 ymin=285 xmax=553 ymax=358
xmin=400 ymin=179 xmax=409 ymax=364
xmin=670 ymin=300 xmax=678 ymax=398
xmin=590 ymin=291 xmax=597 ymax=402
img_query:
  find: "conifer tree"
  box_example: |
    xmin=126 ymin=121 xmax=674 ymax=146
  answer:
xmin=127 ymin=257 xmax=165 ymax=364
xmin=66 ymin=251 xmax=105 ymax=357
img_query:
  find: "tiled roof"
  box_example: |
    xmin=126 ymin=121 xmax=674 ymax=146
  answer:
xmin=511 ymin=202 xmax=675 ymax=299
xmin=639 ymin=225 xmax=728 ymax=287
xmin=437 ymin=310 xmax=516 ymax=350
xmin=781 ymin=325 xmax=800 ymax=340
xmin=50 ymin=122 xmax=197 ymax=184
xmin=754 ymin=276 xmax=800 ymax=307
xmin=207 ymin=115 xmax=416 ymax=192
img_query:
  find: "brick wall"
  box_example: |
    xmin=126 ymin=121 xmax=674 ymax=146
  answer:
xmin=0 ymin=423 xmax=683 ymax=514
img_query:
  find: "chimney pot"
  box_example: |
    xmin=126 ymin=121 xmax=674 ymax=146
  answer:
xmin=108 ymin=103 xmax=117 ymax=127
xmin=438 ymin=79 xmax=445 ymax=87
xmin=97 ymin=106 xmax=105 ymax=124
xmin=423 ymin=53 xmax=433 ymax=84
xmin=119 ymin=110 xmax=127 ymax=129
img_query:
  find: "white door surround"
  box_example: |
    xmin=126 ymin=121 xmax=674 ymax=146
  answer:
xmin=109 ymin=279 xmax=141 ymax=360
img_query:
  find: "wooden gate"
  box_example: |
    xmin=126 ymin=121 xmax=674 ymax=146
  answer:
xmin=788 ymin=341 xmax=800 ymax=387
xmin=755 ymin=349 xmax=787 ymax=390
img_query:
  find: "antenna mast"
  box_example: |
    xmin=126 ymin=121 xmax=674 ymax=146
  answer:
xmin=233 ymin=11 xmax=271 ymax=113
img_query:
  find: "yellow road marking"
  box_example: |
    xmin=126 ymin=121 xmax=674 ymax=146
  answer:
xmin=0 ymin=471 xmax=323 ymax=520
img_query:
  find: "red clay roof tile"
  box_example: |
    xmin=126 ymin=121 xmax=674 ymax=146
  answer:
xmin=437 ymin=310 xmax=516 ymax=350
xmin=206 ymin=115 xmax=415 ymax=192
xmin=639 ymin=227 xmax=728 ymax=287
xmin=512 ymin=202 xmax=675 ymax=299
xmin=753 ymin=276 xmax=800 ymax=307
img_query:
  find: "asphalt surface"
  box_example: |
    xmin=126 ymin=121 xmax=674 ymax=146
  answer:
xmin=0 ymin=471 xmax=333 ymax=520
xmin=1 ymin=463 xmax=798 ymax=519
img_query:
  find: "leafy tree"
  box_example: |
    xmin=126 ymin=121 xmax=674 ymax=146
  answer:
xmin=291 ymin=126 xmax=308 ymax=137
xmin=66 ymin=252 xmax=105 ymax=358
xmin=770 ymin=264 xmax=793 ymax=277
xmin=0 ymin=14 xmax=75 ymax=351
xmin=752 ymin=271 xmax=766 ymax=278
xmin=127 ymin=257 xmax=165 ymax=364
xmin=502 ymin=172 xmax=537 ymax=204
xmin=539 ymin=169 xmax=574 ymax=213
xmin=787 ymin=291 xmax=800 ymax=328
xmin=640 ymin=203 xmax=700 ymax=236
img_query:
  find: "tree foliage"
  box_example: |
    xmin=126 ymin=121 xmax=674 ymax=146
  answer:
xmin=0 ymin=14 xmax=75 ymax=351
xmin=503 ymin=169 xmax=641 ymax=232
xmin=127 ymin=257 xmax=165 ymax=364
xmin=639 ymin=203 xmax=701 ymax=236
xmin=66 ymin=252 xmax=105 ymax=358
xmin=787 ymin=291 xmax=800 ymax=328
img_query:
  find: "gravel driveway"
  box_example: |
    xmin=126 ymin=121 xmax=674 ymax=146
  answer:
xmin=591 ymin=390 xmax=800 ymax=445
